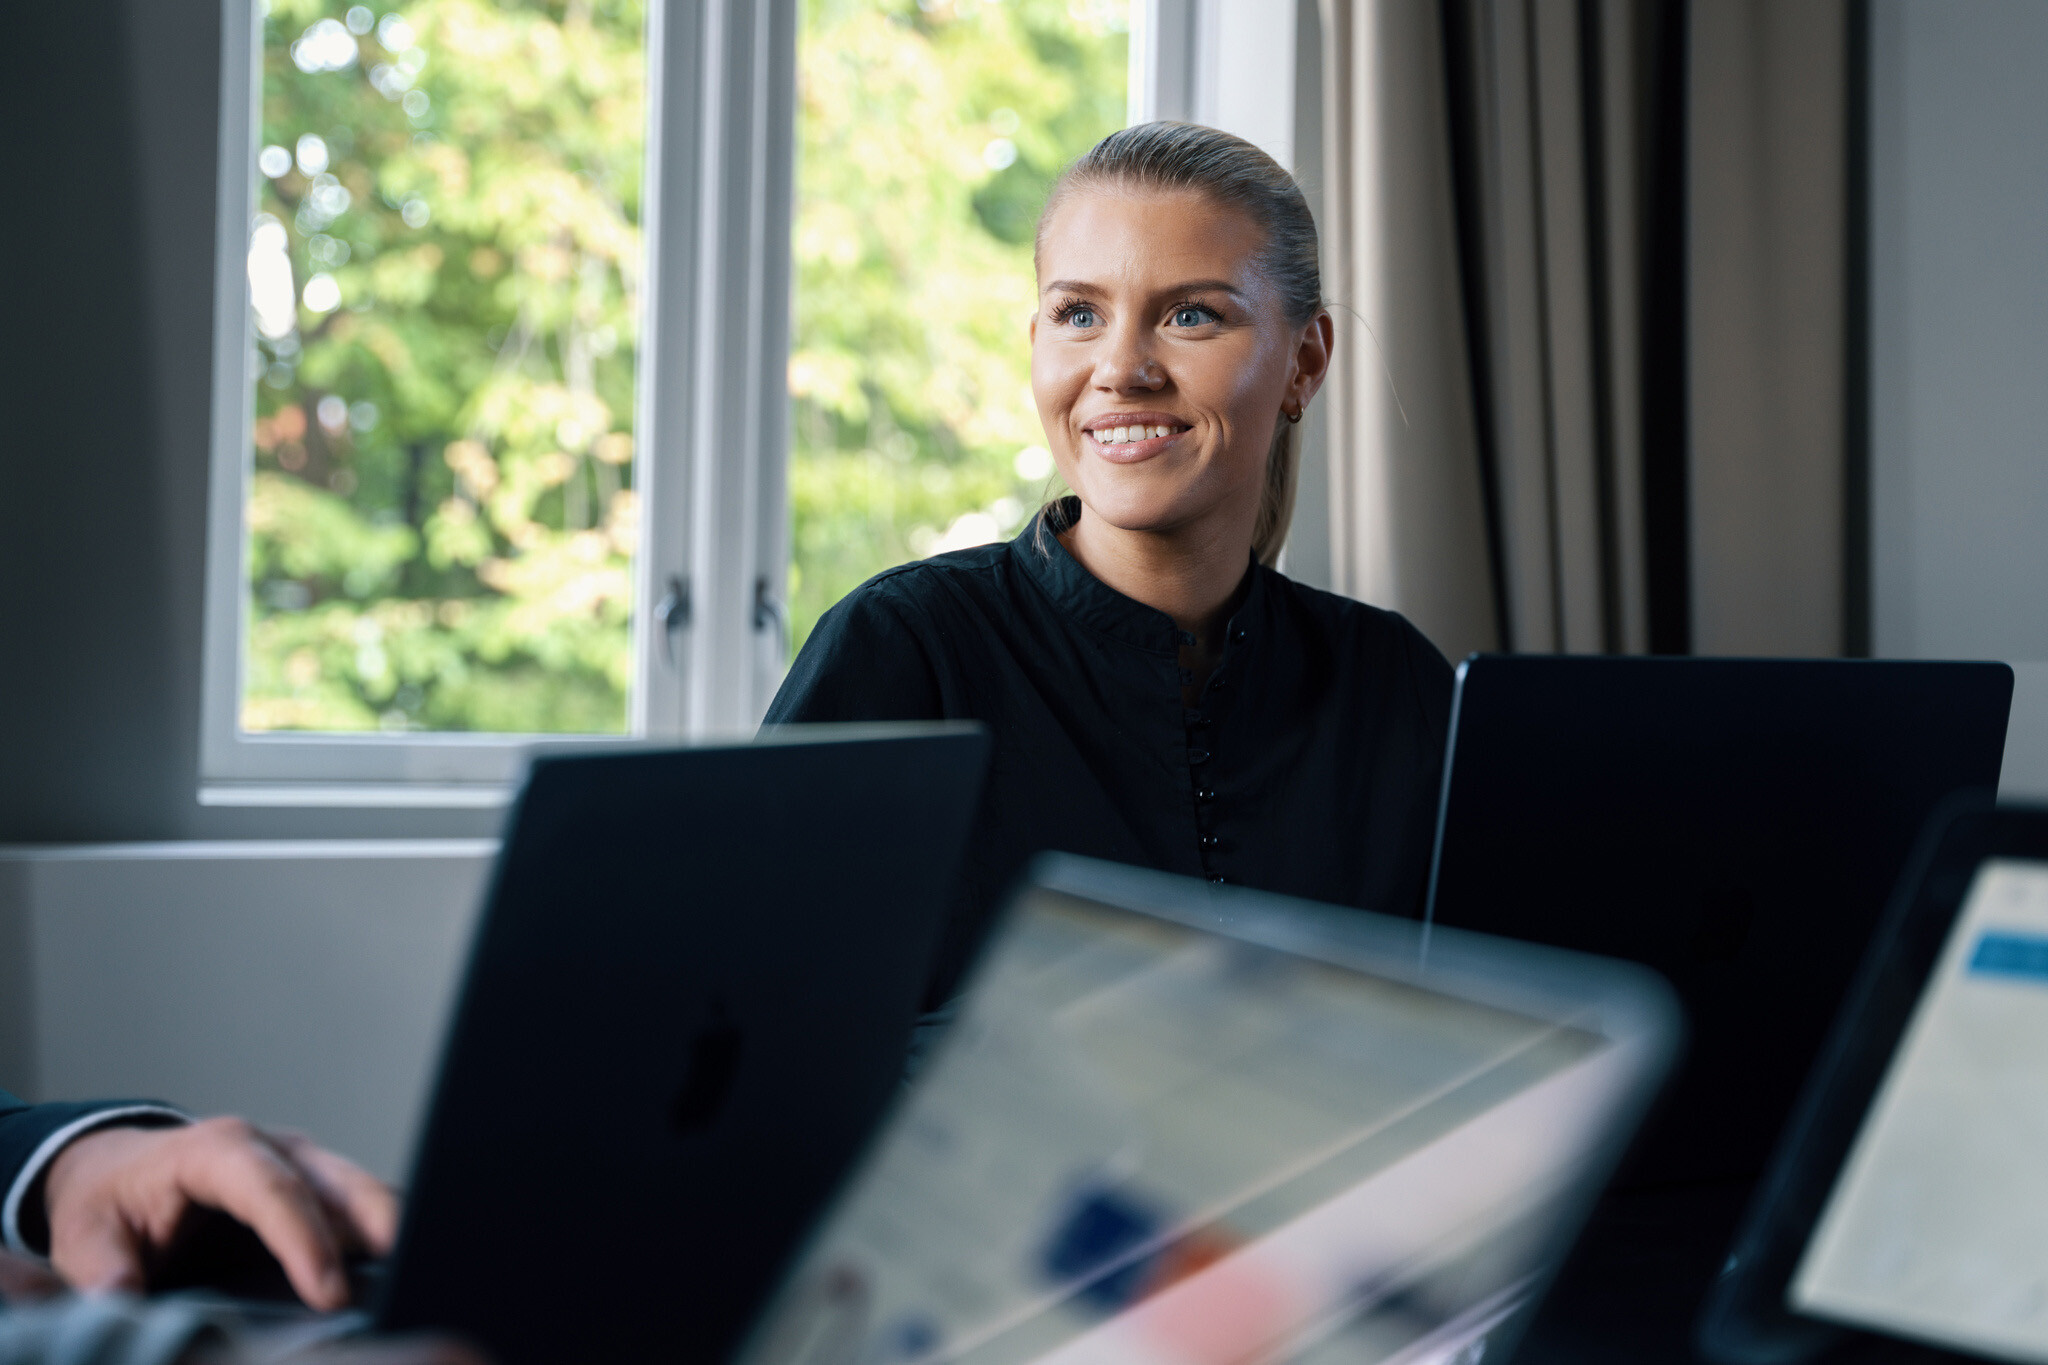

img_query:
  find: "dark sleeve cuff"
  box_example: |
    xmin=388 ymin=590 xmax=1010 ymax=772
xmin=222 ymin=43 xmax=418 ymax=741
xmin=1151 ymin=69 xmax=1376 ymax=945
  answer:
xmin=0 ymin=1101 xmax=187 ymax=1255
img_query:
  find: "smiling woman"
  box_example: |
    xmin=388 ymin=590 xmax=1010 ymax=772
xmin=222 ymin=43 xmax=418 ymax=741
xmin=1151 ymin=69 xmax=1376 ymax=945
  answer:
xmin=1031 ymin=123 xmax=1328 ymax=584
xmin=765 ymin=122 xmax=1455 ymax=1011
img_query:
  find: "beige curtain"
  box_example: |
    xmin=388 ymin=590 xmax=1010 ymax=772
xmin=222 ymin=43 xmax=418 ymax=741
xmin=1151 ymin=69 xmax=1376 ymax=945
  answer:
xmin=1318 ymin=0 xmax=1499 ymax=661
xmin=1317 ymin=0 xmax=1852 ymax=659
xmin=1446 ymin=0 xmax=1660 ymax=655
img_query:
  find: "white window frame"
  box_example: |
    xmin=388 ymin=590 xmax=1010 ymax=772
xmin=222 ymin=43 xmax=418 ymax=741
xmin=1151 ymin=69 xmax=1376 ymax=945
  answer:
xmin=1128 ymin=0 xmax=1298 ymax=171
xmin=198 ymin=0 xmax=797 ymax=804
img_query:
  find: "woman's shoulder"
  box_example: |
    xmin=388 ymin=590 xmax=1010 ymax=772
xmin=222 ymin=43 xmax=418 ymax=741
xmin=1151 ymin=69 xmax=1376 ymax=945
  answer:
xmin=806 ymin=542 xmax=1018 ymax=645
xmin=764 ymin=543 xmax=1014 ymax=724
xmin=1259 ymin=568 xmax=1458 ymax=725
xmin=1262 ymin=568 xmax=1450 ymax=662
xmin=831 ymin=541 xmax=1014 ymax=610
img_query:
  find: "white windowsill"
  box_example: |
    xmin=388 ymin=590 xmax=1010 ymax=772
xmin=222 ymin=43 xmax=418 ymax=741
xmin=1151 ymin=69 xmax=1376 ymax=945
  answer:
xmin=0 ymin=839 xmax=501 ymax=860
xmin=197 ymin=783 xmax=515 ymax=809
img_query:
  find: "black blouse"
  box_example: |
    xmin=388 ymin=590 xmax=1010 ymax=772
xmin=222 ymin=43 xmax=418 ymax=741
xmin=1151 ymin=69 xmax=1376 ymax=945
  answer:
xmin=764 ymin=505 xmax=1456 ymax=1005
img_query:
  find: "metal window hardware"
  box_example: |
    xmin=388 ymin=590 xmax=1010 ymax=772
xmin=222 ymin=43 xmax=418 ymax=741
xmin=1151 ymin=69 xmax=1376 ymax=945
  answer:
xmin=753 ymin=575 xmax=788 ymax=658
xmin=655 ymin=574 xmax=691 ymax=665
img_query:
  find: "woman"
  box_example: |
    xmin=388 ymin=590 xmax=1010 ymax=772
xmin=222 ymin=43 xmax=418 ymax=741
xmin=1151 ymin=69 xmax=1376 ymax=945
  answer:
xmin=766 ymin=123 xmax=1453 ymax=1004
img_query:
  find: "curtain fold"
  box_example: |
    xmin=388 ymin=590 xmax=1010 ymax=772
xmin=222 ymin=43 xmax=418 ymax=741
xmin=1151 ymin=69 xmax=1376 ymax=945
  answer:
xmin=1318 ymin=0 xmax=1500 ymax=661
xmin=1319 ymin=0 xmax=1851 ymax=659
xmin=1440 ymin=0 xmax=1657 ymax=654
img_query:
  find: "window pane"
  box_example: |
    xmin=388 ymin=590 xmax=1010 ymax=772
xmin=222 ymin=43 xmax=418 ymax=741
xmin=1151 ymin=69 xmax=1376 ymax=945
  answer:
xmin=788 ymin=0 xmax=1128 ymax=654
xmin=243 ymin=1 xmax=645 ymax=734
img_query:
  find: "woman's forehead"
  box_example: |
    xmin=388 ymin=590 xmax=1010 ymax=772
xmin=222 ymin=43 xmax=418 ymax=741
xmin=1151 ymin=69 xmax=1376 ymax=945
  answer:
xmin=1036 ymin=185 xmax=1268 ymax=294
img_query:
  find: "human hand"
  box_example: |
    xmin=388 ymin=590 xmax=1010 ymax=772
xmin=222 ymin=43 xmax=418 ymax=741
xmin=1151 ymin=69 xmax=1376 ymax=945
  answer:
xmin=41 ymin=1117 xmax=398 ymax=1310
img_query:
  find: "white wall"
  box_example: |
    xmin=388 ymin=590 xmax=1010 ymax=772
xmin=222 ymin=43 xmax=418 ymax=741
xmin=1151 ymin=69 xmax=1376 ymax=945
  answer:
xmin=0 ymin=843 xmax=492 ymax=1182
xmin=1870 ymin=1 xmax=2048 ymax=665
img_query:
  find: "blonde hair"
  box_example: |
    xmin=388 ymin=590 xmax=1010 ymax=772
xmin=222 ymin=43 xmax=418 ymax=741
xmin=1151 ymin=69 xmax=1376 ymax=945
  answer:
xmin=1035 ymin=121 xmax=1321 ymax=566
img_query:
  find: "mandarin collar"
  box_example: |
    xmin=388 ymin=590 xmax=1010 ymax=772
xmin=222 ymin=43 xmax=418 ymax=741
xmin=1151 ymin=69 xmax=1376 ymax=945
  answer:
xmin=1010 ymin=498 xmax=1268 ymax=655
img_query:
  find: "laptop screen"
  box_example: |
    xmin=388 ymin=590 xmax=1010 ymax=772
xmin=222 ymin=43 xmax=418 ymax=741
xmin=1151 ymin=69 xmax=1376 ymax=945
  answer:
xmin=1792 ymin=858 xmax=2048 ymax=1362
xmin=741 ymin=880 xmax=1665 ymax=1365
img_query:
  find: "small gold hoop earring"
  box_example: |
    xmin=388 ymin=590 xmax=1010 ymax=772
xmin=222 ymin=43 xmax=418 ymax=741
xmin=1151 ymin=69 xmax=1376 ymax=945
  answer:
xmin=1285 ymin=407 xmax=1303 ymax=425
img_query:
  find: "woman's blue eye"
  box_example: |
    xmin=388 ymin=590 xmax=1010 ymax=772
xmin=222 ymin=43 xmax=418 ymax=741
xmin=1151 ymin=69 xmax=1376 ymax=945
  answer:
xmin=1172 ymin=306 xmax=1211 ymax=327
xmin=1067 ymin=308 xmax=1097 ymax=327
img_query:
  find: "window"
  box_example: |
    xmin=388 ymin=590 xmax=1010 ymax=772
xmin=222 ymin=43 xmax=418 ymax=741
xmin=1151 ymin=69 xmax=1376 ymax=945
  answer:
xmin=203 ymin=0 xmax=1217 ymax=798
xmin=203 ymin=0 xmax=795 ymax=795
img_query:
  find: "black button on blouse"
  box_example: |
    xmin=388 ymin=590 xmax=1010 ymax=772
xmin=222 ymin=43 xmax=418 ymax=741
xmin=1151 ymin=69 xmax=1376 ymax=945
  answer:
xmin=763 ymin=504 xmax=1455 ymax=1006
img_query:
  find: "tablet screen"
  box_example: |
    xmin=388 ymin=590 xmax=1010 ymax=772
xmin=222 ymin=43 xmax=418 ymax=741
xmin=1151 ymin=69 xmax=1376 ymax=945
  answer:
xmin=1792 ymin=858 xmax=2048 ymax=1361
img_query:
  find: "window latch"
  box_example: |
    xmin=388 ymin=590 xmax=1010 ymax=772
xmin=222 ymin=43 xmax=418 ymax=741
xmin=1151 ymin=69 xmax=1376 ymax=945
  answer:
xmin=753 ymin=575 xmax=787 ymax=657
xmin=655 ymin=575 xmax=691 ymax=665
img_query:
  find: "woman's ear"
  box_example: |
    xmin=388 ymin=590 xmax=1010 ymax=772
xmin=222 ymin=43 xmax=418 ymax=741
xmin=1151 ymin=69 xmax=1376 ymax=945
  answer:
xmin=1291 ymin=310 xmax=1335 ymax=410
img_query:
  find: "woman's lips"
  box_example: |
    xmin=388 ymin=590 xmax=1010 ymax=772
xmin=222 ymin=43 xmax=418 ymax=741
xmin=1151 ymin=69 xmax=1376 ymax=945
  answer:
xmin=1084 ymin=421 xmax=1189 ymax=464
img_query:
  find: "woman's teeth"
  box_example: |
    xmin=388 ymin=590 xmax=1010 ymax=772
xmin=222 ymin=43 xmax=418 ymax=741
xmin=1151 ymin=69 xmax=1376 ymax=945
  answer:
xmin=1094 ymin=424 xmax=1181 ymax=445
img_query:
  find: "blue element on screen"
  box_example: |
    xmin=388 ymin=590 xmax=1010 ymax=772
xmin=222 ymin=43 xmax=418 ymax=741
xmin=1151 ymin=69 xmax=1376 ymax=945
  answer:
xmin=1968 ymin=932 xmax=2048 ymax=981
xmin=1040 ymin=1186 xmax=1164 ymax=1311
xmin=885 ymin=1314 xmax=941 ymax=1359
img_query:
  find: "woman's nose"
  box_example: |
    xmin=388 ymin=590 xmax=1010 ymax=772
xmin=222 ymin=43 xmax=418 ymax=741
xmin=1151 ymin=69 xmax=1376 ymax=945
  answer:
xmin=1095 ymin=324 xmax=1165 ymax=392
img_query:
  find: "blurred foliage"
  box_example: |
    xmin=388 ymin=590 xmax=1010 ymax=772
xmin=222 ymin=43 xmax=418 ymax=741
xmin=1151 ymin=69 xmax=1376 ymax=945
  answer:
xmin=247 ymin=0 xmax=644 ymax=733
xmin=786 ymin=0 xmax=1124 ymax=650
xmin=244 ymin=0 xmax=1121 ymax=732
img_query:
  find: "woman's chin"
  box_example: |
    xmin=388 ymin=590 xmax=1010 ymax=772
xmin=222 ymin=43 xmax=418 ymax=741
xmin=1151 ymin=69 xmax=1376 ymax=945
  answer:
xmin=1068 ymin=482 xmax=1225 ymax=539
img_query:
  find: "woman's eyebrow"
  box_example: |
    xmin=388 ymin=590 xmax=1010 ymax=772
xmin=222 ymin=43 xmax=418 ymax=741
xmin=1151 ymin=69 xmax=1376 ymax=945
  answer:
xmin=1038 ymin=278 xmax=1248 ymax=300
xmin=1159 ymin=279 xmax=1247 ymax=299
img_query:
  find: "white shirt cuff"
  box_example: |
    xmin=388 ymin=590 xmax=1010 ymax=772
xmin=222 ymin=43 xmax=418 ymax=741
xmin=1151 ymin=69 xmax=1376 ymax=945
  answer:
xmin=2 ymin=1105 xmax=188 ymax=1255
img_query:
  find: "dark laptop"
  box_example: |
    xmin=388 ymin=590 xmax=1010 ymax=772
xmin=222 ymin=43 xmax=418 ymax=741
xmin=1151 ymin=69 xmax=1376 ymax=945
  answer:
xmin=1699 ymin=799 xmax=2048 ymax=1365
xmin=369 ymin=725 xmax=990 ymax=1365
xmin=1423 ymin=657 xmax=2013 ymax=1363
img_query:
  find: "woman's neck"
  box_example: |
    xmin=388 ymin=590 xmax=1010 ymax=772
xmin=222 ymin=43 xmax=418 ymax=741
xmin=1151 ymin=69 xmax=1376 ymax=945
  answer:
xmin=1059 ymin=502 xmax=1254 ymax=639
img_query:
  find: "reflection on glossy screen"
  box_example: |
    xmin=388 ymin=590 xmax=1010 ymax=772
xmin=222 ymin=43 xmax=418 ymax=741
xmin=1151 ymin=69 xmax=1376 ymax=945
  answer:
xmin=742 ymin=890 xmax=1646 ymax=1365
xmin=1794 ymin=860 xmax=2048 ymax=1362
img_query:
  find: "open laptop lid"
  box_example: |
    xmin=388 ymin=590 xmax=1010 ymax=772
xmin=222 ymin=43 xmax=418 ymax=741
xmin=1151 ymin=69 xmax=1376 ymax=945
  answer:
xmin=1423 ymin=656 xmax=2012 ymax=1361
xmin=738 ymin=854 xmax=1680 ymax=1365
xmin=1701 ymin=801 xmax=2048 ymax=1365
xmin=375 ymin=724 xmax=990 ymax=1365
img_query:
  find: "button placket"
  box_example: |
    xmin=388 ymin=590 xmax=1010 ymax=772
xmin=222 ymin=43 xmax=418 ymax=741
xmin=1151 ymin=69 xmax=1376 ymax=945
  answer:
xmin=1184 ymin=612 xmax=1250 ymax=879
xmin=1188 ymin=704 xmax=1221 ymax=874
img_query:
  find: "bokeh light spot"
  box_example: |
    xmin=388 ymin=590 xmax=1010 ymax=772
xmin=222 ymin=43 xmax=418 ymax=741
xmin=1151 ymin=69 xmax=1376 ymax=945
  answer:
xmin=302 ymin=272 xmax=342 ymax=313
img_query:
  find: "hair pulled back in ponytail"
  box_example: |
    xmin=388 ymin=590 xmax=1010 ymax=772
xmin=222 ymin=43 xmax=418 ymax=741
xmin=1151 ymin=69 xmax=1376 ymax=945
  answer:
xmin=1035 ymin=121 xmax=1322 ymax=566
